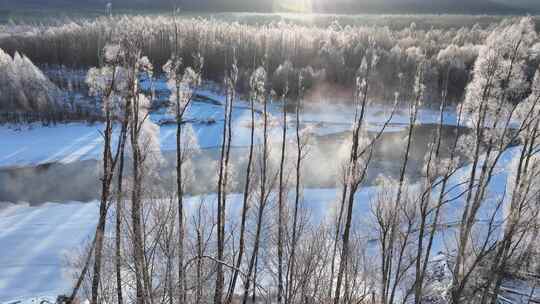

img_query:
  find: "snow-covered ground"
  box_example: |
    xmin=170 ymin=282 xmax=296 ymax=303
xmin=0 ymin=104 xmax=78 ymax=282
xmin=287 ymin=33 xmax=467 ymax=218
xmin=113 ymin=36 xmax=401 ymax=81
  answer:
xmin=0 ymin=89 xmax=458 ymax=168
xmin=0 ymin=146 xmax=523 ymax=302
xmin=0 ymin=82 xmax=465 ymax=301
xmin=0 ymin=202 xmax=98 ymax=302
xmin=0 ymin=187 xmax=377 ymax=302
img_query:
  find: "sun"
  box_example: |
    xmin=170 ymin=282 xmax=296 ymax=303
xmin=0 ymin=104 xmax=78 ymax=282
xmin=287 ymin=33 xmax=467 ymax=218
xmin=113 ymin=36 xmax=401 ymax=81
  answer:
xmin=273 ymin=0 xmax=313 ymax=14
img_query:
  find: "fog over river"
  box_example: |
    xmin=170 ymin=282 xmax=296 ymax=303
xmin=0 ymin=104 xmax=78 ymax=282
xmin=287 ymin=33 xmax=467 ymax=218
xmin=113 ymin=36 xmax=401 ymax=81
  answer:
xmin=0 ymin=124 xmax=468 ymax=205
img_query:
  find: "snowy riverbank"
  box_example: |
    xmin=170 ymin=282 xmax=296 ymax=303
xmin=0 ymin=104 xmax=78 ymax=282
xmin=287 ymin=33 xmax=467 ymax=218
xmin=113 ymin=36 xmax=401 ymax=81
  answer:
xmin=0 ymin=89 xmax=459 ymax=169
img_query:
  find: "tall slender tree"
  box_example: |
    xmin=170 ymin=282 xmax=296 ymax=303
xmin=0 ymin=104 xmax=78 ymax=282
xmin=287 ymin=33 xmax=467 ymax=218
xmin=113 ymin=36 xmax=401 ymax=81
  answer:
xmin=333 ymin=52 xmax=376 ymax=304
xmin=242 ymin=66 xmax=269 ymax=304
xmin=226 ymin=63 xmax=259 ymax=304
xmin=277 ymin=84 xmax=289 ymax=304
xmin=86 ymin=44 xmax=130 ymax=304
xmin=215 ymin=55 xmax=238 ymax=304
xmin=164 ymin=52 xmax=203 ymax=303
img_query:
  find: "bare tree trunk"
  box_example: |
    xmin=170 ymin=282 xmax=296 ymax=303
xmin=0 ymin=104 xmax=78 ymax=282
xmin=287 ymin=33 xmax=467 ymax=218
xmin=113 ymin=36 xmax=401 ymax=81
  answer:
xmin=385 ymin=63 xmax=423 ymax=304
xmin=243 ymin=91 xmax=269 ymax=304
xmin=414 ymin=90 xmax=463 ymax=304
xmin=334 ymin=58 xmax=373 ymax=304
xmin=130 ymin=89 xmax=147 ymax=304
xmin=278 ymin=89 xmax=288 ymax=304
xmin=67 ymin=235 xmax=97 ymax=304
xmin=165 ymin=214 xmax=176 ymax=304
xmin=215 ymin=72 xmax=235 ymax=304
xmin=329 ymin=177 xmax=347 ymax=300
xmin=287 ymin=89 xmax=302 ymax=304
xmin=69 ymin=62 xmax=125 ymax=304
xmin=92 ymin=64 xmax=124 ymax=304
xmin=196 ymin=205 xmax=204 ymax=304
xmin=413 ymin=67 xmax=447 ymax=304
xmin=253 ymin=255 xmax=259 ymax=303
xmin=226 ymin=90 xmax=256 ymax=304
xmin=176 ymin=114 xmax=185 ymax=303
xmin=215 ymin=86 xmax=228 ymax=304
xmin=171 ymin=54 xmax=201 ymax=304
xmin=115 ymin=107 xmax=129 ymax=304
xmin=91 ymin=107 xmax=114 ymax=304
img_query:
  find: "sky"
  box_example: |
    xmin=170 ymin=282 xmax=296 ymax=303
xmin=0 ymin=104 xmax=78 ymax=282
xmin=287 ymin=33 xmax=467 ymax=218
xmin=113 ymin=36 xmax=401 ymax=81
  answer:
xmin=497 ymin=0 xmax=540 ymax=9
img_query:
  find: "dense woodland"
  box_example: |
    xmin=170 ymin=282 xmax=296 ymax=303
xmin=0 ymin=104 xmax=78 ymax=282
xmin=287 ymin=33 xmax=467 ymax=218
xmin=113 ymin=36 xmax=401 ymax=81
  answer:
xmin=1 ymin=14 xmax=540 ymax=304
xmin=2 ymin=15 xmax=540 ymax=109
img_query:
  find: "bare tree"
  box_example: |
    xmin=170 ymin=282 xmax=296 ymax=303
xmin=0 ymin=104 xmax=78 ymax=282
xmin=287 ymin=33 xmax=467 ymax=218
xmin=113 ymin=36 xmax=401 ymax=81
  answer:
xmin=333 ymin=51 xmax=377 ymax=304
xmin=242 ymin=66 xmax=270 ymax=304
xmin=83 ymin=44 xmax=131 ymax=304
xmin=277 ymin=84 xmax=289 ymax=304
xmin=214 ymin=56 xmax=238 ymax=304
xmin=164 ymin=51 xmax=203 ymax=303
xmin=123 ymin=42 xmax=156 ymax=304
xmin=114 ymin=83 xmax=131 ymax=304
xmin=286 ymin=74 xmax=306 ymax=304
xmin=225 ymin=64 xmax=259 ymax=304
xmin=88 ymin=58 xmax=119 ymax=304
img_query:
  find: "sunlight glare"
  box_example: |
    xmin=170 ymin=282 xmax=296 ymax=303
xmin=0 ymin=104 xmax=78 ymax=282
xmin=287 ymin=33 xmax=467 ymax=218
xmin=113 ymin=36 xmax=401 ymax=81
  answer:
xmin=273 ymin=0 xmax=313 ymax=14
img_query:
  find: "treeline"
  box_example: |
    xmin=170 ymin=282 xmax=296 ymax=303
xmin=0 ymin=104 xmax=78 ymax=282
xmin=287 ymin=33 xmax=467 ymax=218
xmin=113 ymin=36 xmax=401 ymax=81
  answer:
xmin=3 ymin=15 xmax=540 ymax=105
xmin=64 ymin=17 xmax=540 ymax=304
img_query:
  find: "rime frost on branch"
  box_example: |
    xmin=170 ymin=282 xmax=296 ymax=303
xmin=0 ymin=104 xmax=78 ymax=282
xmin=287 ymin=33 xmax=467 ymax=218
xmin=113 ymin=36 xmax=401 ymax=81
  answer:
xmin=163 ymin=54 xmax=203 ymax=118
xmin=462 ymin=17 xmax=538 ymax=129
xmin=0 ymin=48 xmax=60 ymax=112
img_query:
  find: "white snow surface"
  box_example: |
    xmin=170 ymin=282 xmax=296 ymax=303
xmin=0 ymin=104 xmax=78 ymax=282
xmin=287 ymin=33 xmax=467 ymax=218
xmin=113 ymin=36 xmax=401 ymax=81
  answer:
xmin=0 ymin=89 xmax=458 ymax=168
xmin=0 ymin=86 xmax=463 ymax=301
xmin=0 ymin=186 xmax=380 ymax=302
xmin=0 ymin=202 xmax=98 ymax=302
xmin=0 ymin=146 xmax=520 ymax=302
